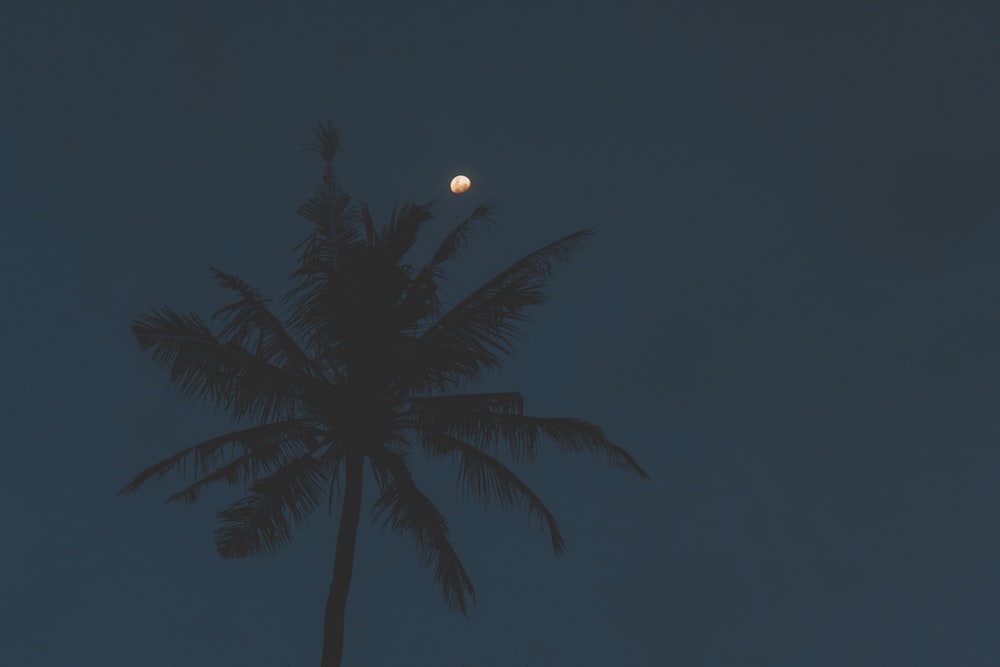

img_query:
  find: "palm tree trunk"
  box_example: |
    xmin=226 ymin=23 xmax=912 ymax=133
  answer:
xmin=320 ymin=451 xmax=364 ymax=667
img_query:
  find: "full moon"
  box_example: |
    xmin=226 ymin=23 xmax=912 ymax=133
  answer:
xmin=450 ymin=174 xmax=471 ymax=194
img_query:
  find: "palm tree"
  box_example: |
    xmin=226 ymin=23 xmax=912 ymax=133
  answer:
xmin=120 ymin=123 xmax=648 ymax=667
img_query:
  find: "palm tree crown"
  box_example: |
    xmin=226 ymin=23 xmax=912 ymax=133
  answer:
xmin=121 ymin=123 xmax=648 ymax=666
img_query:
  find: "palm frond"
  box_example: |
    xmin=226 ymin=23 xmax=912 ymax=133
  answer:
xmin=423 ymin=432 xmax=564 ymax=553
xmin=210 ymin=268 xmax=321 ymax=377
xmin=132 ymin=308 xmax=322 ymax=422
xmin=400 ymin=263 xmax=445 ymax=322
xmin=293 ymin=186 xmax=361 ymax=267
xmin=118 ymin=419 xmax=326 ymax=496
xmin=408 ymin=395 xmax=648 ymax=477
xmin=282 ymin=215 xmax=369 ymax=364
xmin=428 ymin=202 xmax=496 ymax=267
xmin=295 ymin=177 xmax=357 ymax=231
xmin=292 ymin=123 xmax=362 ymax=277
xmin=408 ymin=392 xmax=523 ymax=441
xmin=377 ymin=202 xmax=433 ymax=265
xmin=410 ymin=392 xmax=524 ymax=416
xmin=304 ymin=121 xmax=340 ymax=163
xmin=163 ymin=427 xmax=334 ymax=505
xmin=368 ymin=446 xmax=475 ymax=614
xmin=526 ymin=416 xmax=649 ymax=478
xmin=214 ymin=452 xmax=330 ymax=558
xmin=408 ymin=392 xmax=533 ymax=461
xmin=163 ymin=452 xmax=281 ymax=505
xmin=415 ymin=229 xmax=594 ymax=389
xmin=280 ymin=269 xmax=349 ymax=366
xmin=392 ymin=203 xmax=496 ymax=334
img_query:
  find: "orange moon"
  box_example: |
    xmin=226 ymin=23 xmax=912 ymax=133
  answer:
xmin=450 ymin=175 xmax=471 ymax=194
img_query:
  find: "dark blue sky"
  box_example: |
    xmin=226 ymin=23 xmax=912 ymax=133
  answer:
xmin=3 ymin=1 xmax=1000 ymax=665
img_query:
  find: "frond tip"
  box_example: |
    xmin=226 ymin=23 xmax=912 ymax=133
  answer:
xmin=423 ymin=432 xmax=566 ymax=554
xmin=415 ymin=229 xmax=596 ymax=389
xmin=117 ymin=419 xmax=322 ymax=499
xmin=410 ymin=393 xmax=649 ymax=478
xmin=306 ymin=121 xmax=340 ymax=163
xmin=369 ymin=448 xmax=476 ymax=614
xmin=528 ymin=417 xmax=650 ymax=479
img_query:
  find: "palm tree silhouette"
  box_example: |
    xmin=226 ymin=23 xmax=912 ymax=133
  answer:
xmin=120 ymin=123 xmax=648 ymax=667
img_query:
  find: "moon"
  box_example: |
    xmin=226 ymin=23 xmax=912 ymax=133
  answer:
xmin=450 ymin=174 xmax=471 ymax=194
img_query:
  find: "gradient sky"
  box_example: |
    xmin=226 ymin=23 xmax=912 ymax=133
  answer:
xmin=3 ymin=1 xmax=1000 ymax=665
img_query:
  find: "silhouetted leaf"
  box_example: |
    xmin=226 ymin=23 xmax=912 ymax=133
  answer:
xmin=422 ymin=431 xmax=564 ymax=553
xmin=214 ymin=452 xmax=330 ymax=558
xmin=368 ymin=446 xmax=475 ymax=614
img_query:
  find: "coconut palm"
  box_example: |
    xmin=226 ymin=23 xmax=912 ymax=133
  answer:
xmin=120 ymin=123 xmax=648 ymax=667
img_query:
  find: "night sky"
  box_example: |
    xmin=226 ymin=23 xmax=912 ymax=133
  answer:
xmin=4 ymin=1 xmax=1000 ymax=665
